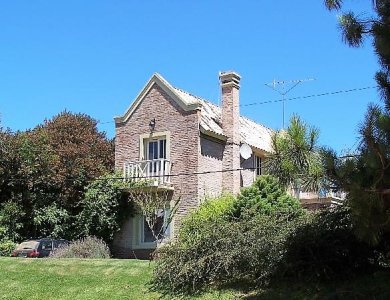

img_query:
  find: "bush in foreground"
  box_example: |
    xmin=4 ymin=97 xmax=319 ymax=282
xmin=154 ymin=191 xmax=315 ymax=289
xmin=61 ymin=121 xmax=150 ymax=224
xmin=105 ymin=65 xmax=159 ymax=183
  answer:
xmin=0 ymin=239 xmax=16 ymax=257
xmin=277 ymin=206 xmax=383 ymax=281
xmin=51 ymin=236 xmax=110 ymax=258
xmin=152 ymin=213 xmax=308 ymax=295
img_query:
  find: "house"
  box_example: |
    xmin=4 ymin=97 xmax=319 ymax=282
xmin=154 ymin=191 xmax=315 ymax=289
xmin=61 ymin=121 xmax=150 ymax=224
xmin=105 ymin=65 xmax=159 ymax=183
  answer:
xmin=112 ymin=71 xmax=273 ymax=258
xmin=112 ymin=71 xmax=347 ymax=258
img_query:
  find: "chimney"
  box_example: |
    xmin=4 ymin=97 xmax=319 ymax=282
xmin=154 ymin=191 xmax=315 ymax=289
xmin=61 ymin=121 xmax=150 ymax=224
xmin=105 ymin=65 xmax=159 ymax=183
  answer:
xmin=220 ymin=71 xmax=241 ymax=194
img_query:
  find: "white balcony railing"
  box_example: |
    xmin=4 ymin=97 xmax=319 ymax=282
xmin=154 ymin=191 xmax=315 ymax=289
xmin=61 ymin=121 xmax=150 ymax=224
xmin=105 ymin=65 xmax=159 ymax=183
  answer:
xmin=123 ymin=159 xmax=171 ymax=186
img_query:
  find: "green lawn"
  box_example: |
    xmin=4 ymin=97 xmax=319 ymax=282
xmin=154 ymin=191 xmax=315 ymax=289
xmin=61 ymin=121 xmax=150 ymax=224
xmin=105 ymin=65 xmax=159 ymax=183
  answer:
xmin=0 ymin=257 xmax=236 ymax=300
xmin=1 ymin=257 xmax=390 ymax=300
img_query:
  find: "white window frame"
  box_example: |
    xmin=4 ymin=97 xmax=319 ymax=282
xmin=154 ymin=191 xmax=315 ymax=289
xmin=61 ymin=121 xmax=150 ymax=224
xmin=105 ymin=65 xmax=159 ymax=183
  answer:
xmin=139 ymin=131 xmax=171 ymax=161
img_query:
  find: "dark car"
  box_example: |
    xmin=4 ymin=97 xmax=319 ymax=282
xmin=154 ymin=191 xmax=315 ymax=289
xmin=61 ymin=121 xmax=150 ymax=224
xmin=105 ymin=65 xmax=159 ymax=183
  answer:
xmin=11 ymin=238 xmax=68 ymax=258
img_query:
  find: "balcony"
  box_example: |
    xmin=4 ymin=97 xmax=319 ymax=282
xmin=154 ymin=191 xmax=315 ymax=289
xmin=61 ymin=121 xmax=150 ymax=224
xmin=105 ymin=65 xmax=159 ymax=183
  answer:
xmin=123 ymin=159 xmax=172 ymax=189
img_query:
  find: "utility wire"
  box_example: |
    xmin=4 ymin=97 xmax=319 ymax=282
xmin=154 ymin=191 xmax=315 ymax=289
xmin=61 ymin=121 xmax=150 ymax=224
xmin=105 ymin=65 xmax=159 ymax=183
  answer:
xmin=241 ymin=85 xmax=378 ymax=107
xmin=1 ymin=167 xmax=259 ymax=183
xmin=95 ymin=85 xmax=379 ymax=125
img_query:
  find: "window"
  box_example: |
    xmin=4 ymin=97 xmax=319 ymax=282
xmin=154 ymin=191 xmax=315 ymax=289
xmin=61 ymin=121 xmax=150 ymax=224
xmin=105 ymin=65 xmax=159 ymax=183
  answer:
xmin=145 ymin=138 xmax=166 ymax=160
xmin=40 ymin=240 xmax=52 ymax=250
xmin=254 ymin=155 xmax=262 ymax=176
xmin=141 ymin=209 xmax=171 ymax=244
xmin=139 ymin=131 xmax=170 ymax=161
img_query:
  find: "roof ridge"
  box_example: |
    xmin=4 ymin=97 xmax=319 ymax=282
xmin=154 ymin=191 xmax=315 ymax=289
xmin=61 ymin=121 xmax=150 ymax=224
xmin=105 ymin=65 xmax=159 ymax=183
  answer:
xmin=172 ymin=85 xmax=273 ymax=132
xmin=173 ymin=86 xmax=216 ymax=104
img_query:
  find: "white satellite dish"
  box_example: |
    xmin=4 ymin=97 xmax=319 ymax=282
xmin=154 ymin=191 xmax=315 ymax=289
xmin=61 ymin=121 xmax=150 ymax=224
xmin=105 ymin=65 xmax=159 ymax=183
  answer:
xmin=240 ymin=143 xmax=252 ymax=160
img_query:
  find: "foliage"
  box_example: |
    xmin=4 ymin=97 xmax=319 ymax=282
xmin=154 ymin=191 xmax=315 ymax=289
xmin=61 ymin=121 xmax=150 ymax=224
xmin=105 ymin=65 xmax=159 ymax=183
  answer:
xmin=128 ymin=185 xmax=180 ymax=244
xmin=0 ymin=201 xmax=25 ymax=241
xmin=77 ymin=173 xmax=134 ymax=244
xmin=51 ymin=236 xmax=110 ymax=259
xmin=152 ymin=214 xmax=307 ymax=295
xmin=33 ymin=204 xmax=70 ymax=239
xmin=0 ymin=111 xmax=114 ymax=241
xmin=324 ymin=0 xmax=390 ymax=244
xmin=265 ymin=115 xmax=326 ymax=193
xmin=232 ymin=175 xmax=302 ymax=219
xmin=0 ymin=239 xmax=15 ymax=257
xmin=179 ymin=193 xmax=235 ymax=245
xmin=278 ymin=206 xmax=380 ymax=281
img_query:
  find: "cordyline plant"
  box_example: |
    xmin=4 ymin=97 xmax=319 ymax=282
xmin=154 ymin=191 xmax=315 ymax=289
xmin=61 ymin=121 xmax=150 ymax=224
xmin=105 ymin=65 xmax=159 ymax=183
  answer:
xmin=128 ymin=180 xmax=180 ymax=246
xmin=265 ymin=115 xmax=326 ymax=197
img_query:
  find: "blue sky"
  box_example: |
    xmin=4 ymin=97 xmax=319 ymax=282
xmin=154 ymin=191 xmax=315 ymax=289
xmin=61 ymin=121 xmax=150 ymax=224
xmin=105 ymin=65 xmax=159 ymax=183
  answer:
xmin=0 ymin=1 xmax=380 ymax=153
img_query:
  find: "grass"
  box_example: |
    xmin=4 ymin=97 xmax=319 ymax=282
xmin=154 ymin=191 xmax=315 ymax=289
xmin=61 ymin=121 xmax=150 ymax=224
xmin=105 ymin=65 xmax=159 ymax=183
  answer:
xmin=241 ymin=271 xmax=390 ymax=300
xmin=0 ymin=257 xmax=237 ymax=300
xmin=1 ymin=257 xmax=389 ymax=299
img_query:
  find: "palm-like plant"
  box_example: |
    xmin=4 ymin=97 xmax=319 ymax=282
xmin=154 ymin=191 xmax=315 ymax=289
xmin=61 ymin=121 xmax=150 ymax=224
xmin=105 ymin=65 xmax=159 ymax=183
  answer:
xmin=265 ymin=115 xmax=325 ymax=197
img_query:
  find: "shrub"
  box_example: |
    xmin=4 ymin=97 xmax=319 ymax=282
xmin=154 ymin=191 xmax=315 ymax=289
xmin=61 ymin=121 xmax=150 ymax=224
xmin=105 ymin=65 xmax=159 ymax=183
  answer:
xmin=152 ymin=213 xmax=308 ymax=295
xmin=0 ymin=239 xmax=16 ymax=256
xmin=77 ymin=173 xmax=134 ymax=244
xmin=179 ymin=193 xmax=235 ymax=246
xmin=277 ymin=206 xmax=380 ymax=281
xmin=233 ymin=175 xmax=302 ymax=219
xmin=51 ymin=236 xmax=110 ymax=259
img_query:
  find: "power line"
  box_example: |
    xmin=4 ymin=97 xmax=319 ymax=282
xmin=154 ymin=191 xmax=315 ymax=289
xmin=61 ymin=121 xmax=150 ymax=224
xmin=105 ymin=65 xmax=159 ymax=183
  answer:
xmin=1 ymin=167 xmax=258 ymax=183
xmin=241 ymin=85 xmax=378 ymax=107
xmin=95 ymin=85 xmax=379 ymax=126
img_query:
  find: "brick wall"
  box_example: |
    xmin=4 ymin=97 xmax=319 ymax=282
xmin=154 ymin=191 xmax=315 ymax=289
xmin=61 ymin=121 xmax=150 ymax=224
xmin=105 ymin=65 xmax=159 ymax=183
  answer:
xmin=198 ymin=135 xmax=224 ymax=200
xmin=114 ymin=83 xmax=200 ymax=248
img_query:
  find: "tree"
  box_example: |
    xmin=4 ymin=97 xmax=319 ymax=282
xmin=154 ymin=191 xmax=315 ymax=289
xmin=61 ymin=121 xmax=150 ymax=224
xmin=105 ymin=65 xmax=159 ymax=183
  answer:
xmin=233 ymin=175 xmax=302 ymax=219
xmin=0 ymin=111 xmax=115 ymax=241
xmin=265 ymin=115 xmax=326 ymax=197
xmin=78 ymin=173 xmax=134 ymax=244
xmin=323 ymin=0 xmax=390 ymax=244
xmin=128 ymin=183 xmax=180 ymax=246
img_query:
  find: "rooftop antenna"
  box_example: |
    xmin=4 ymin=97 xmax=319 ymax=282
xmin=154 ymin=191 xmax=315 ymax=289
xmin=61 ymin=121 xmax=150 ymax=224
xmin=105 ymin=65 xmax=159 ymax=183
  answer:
xmin=265 ymin=78 xmax=315 ymax=129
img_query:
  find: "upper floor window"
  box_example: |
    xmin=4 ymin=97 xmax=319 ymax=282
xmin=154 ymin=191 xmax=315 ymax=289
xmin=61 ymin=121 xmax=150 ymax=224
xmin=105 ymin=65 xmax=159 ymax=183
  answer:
xmin=254 ymin=155 xmax=262 ymax=176
xmin=145 ymin=138 xmax=166 ymax=160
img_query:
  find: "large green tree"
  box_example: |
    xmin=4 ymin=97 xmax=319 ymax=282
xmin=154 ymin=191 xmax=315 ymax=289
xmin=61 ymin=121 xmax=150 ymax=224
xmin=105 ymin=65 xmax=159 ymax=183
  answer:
xmin=324 ymin=0 xmax=390 ymax=244
xmin=0 ymin=111 xmax=114 ymax=240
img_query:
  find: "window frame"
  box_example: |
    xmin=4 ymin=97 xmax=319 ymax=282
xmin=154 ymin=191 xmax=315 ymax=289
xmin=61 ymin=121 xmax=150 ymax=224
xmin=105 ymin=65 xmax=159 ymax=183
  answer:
xmin=139 ymin=131 xmax=171 ymax=161
xmin=140 ymin=208 xmax=171 ymax=245
xmin=254 ymin=155 xmax=262 ymax=176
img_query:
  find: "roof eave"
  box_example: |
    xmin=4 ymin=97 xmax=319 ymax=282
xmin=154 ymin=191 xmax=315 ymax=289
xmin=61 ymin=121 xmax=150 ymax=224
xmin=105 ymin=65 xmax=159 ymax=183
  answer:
xmin=199 ymin=126 xmax=227 ymax=142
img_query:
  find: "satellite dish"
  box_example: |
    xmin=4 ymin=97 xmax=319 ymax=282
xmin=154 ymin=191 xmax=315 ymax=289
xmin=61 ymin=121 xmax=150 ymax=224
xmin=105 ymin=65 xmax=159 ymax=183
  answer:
xmin=240 ymin=143 xmax=252 ymax=160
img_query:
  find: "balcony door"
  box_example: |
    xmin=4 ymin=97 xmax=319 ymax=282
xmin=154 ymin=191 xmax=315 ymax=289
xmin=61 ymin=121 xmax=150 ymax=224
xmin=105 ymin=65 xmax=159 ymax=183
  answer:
xmin=146 ymin=138 xmax=166 ymax=161
xmin=145 ymin=138 xmax=167 ymax=177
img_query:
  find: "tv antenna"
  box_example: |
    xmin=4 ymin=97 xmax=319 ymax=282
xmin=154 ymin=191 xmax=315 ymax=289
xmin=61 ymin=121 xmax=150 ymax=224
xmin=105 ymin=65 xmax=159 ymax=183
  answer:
xmin=265 ymin=78 xmax=315 ymax=129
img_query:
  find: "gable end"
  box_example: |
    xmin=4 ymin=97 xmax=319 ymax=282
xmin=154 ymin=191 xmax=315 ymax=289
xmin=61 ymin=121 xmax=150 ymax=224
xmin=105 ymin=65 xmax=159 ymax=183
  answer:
xmin=114 ymin=73 xmax=202 ymax=124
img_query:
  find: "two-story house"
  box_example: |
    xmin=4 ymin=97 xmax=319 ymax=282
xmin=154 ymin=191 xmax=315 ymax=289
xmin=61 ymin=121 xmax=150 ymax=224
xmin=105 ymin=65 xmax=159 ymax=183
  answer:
xmin=113 ymin=71 xmax=274 ymax=258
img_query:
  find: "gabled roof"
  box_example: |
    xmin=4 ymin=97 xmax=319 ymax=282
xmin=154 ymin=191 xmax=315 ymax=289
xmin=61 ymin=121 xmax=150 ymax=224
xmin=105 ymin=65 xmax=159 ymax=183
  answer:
xmin=115 ymin=73 xmax=273 ymax=152
xmin=114 ymin=73 xmax=201 ymax=124
xmin=172 ymin=88 xmax=273 ymax=152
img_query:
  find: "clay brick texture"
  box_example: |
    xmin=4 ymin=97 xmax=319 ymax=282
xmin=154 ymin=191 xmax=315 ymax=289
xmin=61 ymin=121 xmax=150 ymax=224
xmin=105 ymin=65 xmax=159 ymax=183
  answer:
xmin=115 ymin=84 xmax=200 ymax=231
xmin=113 ymin=73 xmax=261 ymax=257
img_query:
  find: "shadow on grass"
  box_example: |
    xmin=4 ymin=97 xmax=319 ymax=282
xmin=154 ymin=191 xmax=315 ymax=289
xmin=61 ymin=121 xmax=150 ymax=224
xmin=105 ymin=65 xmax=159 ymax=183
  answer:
xmin=239 ymin=271 xmax=390 ymax=300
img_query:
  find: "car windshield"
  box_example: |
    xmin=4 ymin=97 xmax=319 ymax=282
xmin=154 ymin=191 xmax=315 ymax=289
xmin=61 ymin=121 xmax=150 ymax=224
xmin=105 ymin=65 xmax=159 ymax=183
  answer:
xmin=16 ymin=241 xmax=39 ymax=250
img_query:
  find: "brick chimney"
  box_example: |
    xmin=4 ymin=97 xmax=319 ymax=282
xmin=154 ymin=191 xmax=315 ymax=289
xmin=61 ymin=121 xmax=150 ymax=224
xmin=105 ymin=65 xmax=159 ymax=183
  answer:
xmin=220 ymin=71 xmax=241 ymax=194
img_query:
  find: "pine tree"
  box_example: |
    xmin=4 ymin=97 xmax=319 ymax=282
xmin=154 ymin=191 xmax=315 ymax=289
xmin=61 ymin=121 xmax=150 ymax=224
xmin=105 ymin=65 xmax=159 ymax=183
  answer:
xmin=324 ymin=0 xmax=390 ymax=244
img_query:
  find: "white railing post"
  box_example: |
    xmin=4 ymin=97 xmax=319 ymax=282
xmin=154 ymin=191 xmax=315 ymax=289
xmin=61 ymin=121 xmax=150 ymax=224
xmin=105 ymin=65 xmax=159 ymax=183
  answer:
xmin=123 ymin=159 xmax=171 ymax=186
